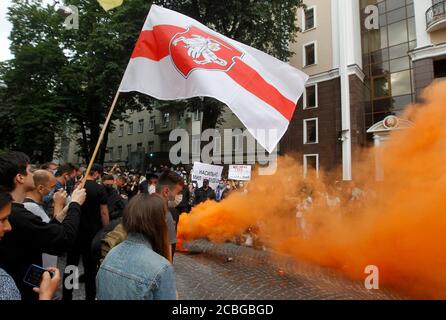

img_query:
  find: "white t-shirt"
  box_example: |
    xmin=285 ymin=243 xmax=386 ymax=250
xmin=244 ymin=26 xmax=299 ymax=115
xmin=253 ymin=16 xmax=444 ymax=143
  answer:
xmin=23 ymin=200 xmax=58 ymax=268
xmin=24 ymin=201 xmax=50 ymax=223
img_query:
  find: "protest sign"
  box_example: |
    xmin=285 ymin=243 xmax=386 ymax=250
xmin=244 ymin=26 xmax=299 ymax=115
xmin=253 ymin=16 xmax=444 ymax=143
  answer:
xmin=191 ymin=162 xmax=223 ymax=189
xmin=228 ymin=165 xmax=252 ymax=181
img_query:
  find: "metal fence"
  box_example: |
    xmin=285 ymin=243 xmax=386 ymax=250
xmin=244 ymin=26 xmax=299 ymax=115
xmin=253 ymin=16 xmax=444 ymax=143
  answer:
xmin=427 ymin=1 xmax=446 ymax=30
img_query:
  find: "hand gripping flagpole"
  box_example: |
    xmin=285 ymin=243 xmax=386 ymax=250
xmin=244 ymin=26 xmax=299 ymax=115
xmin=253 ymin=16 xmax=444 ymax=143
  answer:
xmin=80 ymin=90 xmax=121 ymax=189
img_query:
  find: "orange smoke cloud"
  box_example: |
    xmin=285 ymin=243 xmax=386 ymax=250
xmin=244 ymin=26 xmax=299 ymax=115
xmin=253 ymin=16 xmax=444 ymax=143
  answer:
xmin=178 ymin=81 xmax=446 ymax=299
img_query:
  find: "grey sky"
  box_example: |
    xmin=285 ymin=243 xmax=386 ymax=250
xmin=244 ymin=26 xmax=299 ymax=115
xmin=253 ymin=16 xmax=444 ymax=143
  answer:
xmin=0 ymin=0 xmax=13 ymax=61
xmin=0 ymin=0 xmax=55 ymax=62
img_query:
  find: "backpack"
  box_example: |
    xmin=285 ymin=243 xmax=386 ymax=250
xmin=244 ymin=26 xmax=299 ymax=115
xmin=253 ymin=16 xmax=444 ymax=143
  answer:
xmin=91 ymin=219 xmax=126 ymax=269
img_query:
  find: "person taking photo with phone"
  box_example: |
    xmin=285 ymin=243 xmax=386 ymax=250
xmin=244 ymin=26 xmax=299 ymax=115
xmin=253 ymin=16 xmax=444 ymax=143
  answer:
xmin=0 ymin=191 xmax=60 ymax=300
xmin=0 ymin=151 xmax=86 ymax=300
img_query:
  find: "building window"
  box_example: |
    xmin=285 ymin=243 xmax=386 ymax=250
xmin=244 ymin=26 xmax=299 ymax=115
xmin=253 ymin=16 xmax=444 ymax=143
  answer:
xmin=303 ymin=118 xmax=318 ymax=144
xmin=303 ymin=154 xmax=319 ymax=178
xmin=304 ymin=84 xmax=318 ymax=109
xmin=138 ymin=119 xmax=144 ymax=133
xmin=162 ymin=113 xmax=170 ymax=127
xmin=108 ymin=147 xmax=113 ymax=161
xmin=148 ymin=141 xmax=154 ymax=152
xmin=137 ymin=142 xmax=144 ymax=152
xmin=127 ymin=144 xmax=132 ymax=158
xmin=117 ymin=146 xmax=122 ymax=160
xmin=388 ymin=20 xmax=407 ymax=47
xmin=213 ymin=135 xmax=221 ymax=156
xmin=360 ymin=0 xmax=415 ymax=129
xmin=128 ymin=122 xmax=134 ymax=135
xmin=372 ymin=75 xmax=390 ymax=99
xmin=149 ymin=116 xmax=155 ymax=130
xmin=161 ymin=139 xmax=169 ymax=152
xmin=303 ymin=42 xmax=316 ymax=67
xmin=192 ymin=138 xmax=200 ymax=155
xmin=118 ymin=124 xmax=124 ymax=137
xmin=390 ymin=70 xmax=412 ymax=96
xmin=434 ymin=58 xmax=446 ymax=79
xmin=232 ymin=133 xmax=243 ymax=152
xmin=303 ymin=6 xmax=316 ymax=31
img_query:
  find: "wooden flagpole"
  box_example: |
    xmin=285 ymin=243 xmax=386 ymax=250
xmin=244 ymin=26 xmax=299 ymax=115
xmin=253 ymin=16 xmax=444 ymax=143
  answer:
xmin=80 ymin=90 xmax=121 ymax=188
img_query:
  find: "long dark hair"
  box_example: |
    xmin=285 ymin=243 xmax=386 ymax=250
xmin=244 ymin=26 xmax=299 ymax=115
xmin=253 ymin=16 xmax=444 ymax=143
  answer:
xmin=122 ymin=193 xmax=170 ymax=260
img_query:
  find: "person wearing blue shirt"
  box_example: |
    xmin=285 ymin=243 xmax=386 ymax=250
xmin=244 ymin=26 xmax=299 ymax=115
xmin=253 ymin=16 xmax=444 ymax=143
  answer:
xmin=96 ymin=193 xmax=177 ymax=300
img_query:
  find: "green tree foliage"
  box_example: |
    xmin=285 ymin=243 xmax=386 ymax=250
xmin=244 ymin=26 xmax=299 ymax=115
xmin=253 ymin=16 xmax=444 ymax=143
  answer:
xmin=0 ymin=1 xmax=67 ymax=162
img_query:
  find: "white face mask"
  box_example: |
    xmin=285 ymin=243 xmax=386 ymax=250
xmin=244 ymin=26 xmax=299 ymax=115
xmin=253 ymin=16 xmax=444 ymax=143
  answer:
xmin=168 ymin=194 xmax=183 ymax=208
xmin=148 ymin=184 xmax=156 ymax=195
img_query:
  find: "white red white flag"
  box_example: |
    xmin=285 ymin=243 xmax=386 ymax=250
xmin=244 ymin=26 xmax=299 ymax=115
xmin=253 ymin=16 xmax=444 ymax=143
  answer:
xmin=119 ymin=5 xmax=308 ymax=153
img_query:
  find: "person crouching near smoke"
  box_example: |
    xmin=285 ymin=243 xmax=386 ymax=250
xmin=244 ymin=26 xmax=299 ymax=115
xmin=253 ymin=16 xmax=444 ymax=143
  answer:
xmin=96 ymin=193 xmax=177 ymax=300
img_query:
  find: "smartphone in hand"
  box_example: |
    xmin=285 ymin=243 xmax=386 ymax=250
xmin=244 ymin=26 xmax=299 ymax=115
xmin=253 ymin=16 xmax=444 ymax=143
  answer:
xmin=23 ymin=264 xmax=54 ymax=288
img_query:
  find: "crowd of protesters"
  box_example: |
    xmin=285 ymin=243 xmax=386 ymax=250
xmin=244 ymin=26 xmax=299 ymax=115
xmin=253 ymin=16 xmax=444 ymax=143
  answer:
xmin=0 ymin=151 xmax=260 ymax=301
xmin=0 ymin=151 xmax=367 ymax=300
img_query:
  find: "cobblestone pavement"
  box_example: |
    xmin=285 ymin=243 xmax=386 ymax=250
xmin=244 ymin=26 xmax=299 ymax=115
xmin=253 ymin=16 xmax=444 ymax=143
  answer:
xmin=59 ymin=240 xmax=406 ymax=300
xmin=175 ymin=239 xmax=406 ymax=300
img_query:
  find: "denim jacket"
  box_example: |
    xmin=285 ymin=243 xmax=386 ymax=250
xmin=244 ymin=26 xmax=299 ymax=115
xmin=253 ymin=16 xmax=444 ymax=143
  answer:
xmin=96 ymin=233 xmax=176 ymax=300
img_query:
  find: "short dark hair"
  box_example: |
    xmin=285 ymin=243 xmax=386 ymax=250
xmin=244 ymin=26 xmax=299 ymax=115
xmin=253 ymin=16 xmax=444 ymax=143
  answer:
xmin=117 ymin=175 xmax=127 ymax=183
xmin=0 ymin=191 xmax=13 ymax=211
xmin=0 ymin=151 xmax=30 ymax=192
xmin=156 ymin=169 xmax=183 ymax=193
xmin=102 ymin=174 xmax=114 ymax=182
xmin=146 ymin=172 xmax=158 ymax=181
xmin=57 ymin=163 xmax=75 ymax=176
xmin=40 ymin=162 xmax=57 ymax=170
xmin=89 ymin=163 xmax=103 ymax=176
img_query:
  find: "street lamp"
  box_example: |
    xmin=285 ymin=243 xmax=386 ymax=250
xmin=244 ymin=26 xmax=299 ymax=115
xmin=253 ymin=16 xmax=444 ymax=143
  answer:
xmin=56 ymin=3 xmax=73 ymax=18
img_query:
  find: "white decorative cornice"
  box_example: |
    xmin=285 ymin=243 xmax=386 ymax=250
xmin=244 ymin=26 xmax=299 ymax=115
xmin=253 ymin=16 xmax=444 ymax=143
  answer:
xmin=306 ymin=64 xmax=365 ymax=85
xmin=410 ymin=43 xmax=446 ymax=62
xmin=367 ymin=116 xmax=413 ymax=134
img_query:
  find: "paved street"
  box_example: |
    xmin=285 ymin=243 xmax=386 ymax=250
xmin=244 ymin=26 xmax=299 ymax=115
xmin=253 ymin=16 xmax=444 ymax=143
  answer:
xmin=175 ymin=240 xmax=403 ymax=300
xmin=60 ymin=240 xmax=404 ymax=300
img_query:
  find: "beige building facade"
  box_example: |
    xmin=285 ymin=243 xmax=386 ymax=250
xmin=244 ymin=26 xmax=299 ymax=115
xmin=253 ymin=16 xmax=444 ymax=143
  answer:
xmin=56 ymin=104 xmax=246 ymax=171
xmin=283 ymin=0 xmax=446 ymax=181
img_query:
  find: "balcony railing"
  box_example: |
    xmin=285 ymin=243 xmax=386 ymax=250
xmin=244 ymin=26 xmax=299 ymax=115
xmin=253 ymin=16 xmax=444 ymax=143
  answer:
xmin=154 ymin=122 xmax=175 ymax=134
xmin=154 ymin=119 xmax=189 ymax=134
xmin=426 ymin=1 xmax=446 ymax=32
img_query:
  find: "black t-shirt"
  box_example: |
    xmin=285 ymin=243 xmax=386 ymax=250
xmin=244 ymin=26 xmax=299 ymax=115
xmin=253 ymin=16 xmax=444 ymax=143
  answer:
xmin=105 ymin=187 xmax=127 ymax=221
xmin=80 ymin=180 xmax=108 ymax=240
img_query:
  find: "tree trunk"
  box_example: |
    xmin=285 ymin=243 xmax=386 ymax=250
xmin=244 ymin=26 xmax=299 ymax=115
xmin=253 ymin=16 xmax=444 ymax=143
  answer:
xmin=78 ymin=120 xmax=90 ymax=164
xmin=201 ymin=98 xmax=223 ymax=131
xmin=98 ymin=125 xmax=110 ymax=165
